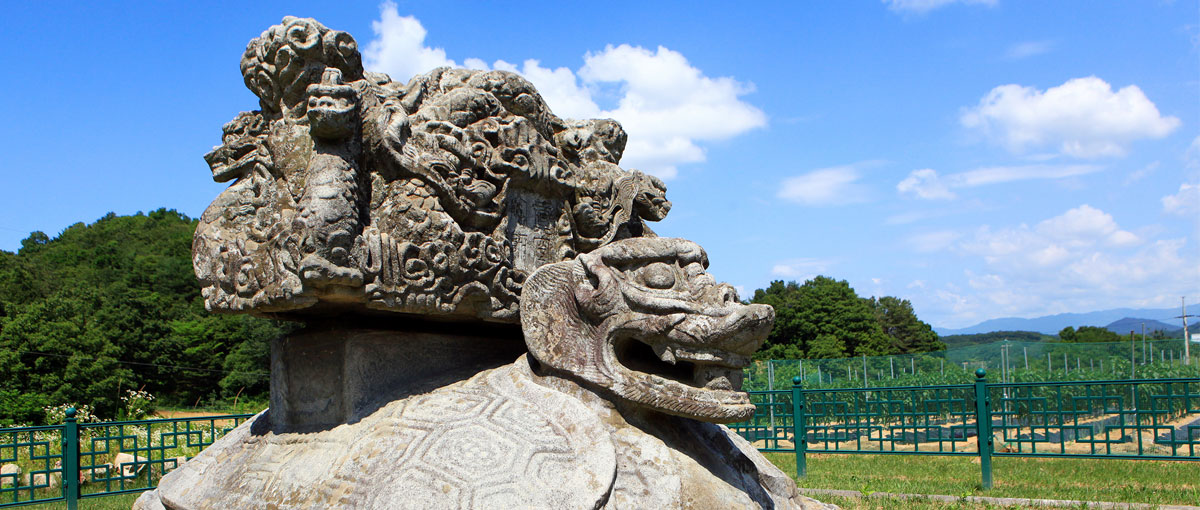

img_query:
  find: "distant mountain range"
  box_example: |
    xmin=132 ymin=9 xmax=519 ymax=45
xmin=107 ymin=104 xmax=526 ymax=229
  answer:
xmin=934 ymin=307 xmax=1185 ymax=336
xmin=1103 ymin=317 xmax=1182 ymax=335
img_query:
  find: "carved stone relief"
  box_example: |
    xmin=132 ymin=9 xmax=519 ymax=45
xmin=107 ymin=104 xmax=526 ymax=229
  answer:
xmin=194 ymin=17 xmax=671 ymax=321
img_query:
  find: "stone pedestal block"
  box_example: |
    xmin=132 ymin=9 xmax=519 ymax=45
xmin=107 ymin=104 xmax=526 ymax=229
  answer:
xmin=269 ymin=326 xmax=525 ymax=430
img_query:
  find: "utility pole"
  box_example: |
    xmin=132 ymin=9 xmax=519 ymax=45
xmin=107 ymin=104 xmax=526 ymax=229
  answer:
xmin=1175 ymin=297 xmax=1195 ymax=364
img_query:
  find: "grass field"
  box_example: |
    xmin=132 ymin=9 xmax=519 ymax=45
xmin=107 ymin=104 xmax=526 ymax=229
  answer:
xmin=810 ymin=494 xmax=1022 ymax=509
xmin=6 ymin=453 xmax=1196 ymax=509
xmin=13 ymin=492 xmax=139 ymax=510
xmin=766 ymin=452 xmax=1200 ymax=507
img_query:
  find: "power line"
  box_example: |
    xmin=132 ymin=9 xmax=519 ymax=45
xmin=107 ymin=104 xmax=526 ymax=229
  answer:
xmin=13 ymin=350 xmax=269 ymax=379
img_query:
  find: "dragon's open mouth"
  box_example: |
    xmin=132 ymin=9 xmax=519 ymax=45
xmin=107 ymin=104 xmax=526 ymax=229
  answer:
xmin=613 ymin=336 xmax=747 ymax=393
xmin=207 ymin=140 xmax=266 ymax=181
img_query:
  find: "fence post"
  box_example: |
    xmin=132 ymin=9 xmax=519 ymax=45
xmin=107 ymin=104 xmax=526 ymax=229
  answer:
xmin=791 ymin=376 xmax=806 ymax=479
xmin=972 ymin=369 xmax=993 ymax=490
xmin=63 ymin=407 xmax=79 ymax=510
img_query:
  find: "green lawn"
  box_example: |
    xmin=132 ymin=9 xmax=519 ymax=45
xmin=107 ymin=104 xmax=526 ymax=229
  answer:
xmin=6 ymin=453 xmax=1197 ymax=509
xmin=767 ymin=452 xmax=1200 ymax=507
xmin=810 ymin=494 xmax=1013 ymax=509
xmin=12 ymin=492 xmax=140 ymax=510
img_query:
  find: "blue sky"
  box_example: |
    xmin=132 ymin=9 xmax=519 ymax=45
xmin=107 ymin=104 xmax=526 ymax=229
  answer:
xmin=2 ymin=1 xmax=1197 ymax=328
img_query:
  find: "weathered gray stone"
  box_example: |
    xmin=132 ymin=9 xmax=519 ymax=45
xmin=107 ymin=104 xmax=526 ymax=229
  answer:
xmin=194 ymin=16 xmax=669 ymax=322
xmin=137 ymin=356 xmax=828 ymax=510
xmin=139 ymin=237 xmax=828 ymax=509
xmin=521 ymin=237 xmax=773 ymax=423
xmin=141 ymin=15 xmax=831 ymax=510
xmin=0 ymin=463 xmax=18 ymax=487
xmin=267 ymin=326 xmax=524 ymax=429
xmin=113 ymin=452 xmax=148 ymax=478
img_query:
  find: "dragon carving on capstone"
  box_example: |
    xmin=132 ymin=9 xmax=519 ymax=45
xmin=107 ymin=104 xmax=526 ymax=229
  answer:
xmin=521 ymin=237 xmax=774 ymax=422
xmin=194 ymin=16 xmax=671 ymax=321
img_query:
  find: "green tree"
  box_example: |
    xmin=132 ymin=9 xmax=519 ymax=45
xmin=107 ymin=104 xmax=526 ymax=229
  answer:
xmin=941 ymin=330 xmax=1054 ymax=347
xmin=869 ymin=296 xmax=944 ymax=354
xmin=751 ymin=276 xmax=890 ymax=360
xmin=0 ymin=210 xmax=293 ymax=423
xmin=1058 ymin=325 xmax=1122 ymax=343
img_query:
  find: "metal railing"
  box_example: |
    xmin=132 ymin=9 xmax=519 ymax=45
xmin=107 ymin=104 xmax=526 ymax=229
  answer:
xmin=0 ymin=411 xmax=253 ymax=508
xmin=729 ymin=370 xmax=1200 ymax=489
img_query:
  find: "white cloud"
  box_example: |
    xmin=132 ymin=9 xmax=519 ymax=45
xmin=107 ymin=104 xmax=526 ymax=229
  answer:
xmin=883 ymin=0 xmax=996 ymax=14
xmin=924 ymin=205 xmax=1194 ymax=327
xmin=361 ymin=4 xmax=765 ymax=180
xmin=898 ymin=169 xmax=956 ymax=200
xmin=1187 ymin=135 xmax=1200 ymax=171
xmin=1035 ymin=204 xmax=1139 ymax=247
xmin=961 ymin=76 xmax=1180 ymax=158
xmin=778 ymin=165 xmax=869 ymax=206
xmin=363 ymin=3 xmax=457 ymax=82
xmin=885 ymin=208 xmax=963 ymax=225
xmin=966 ymin=271 xmax=1004 ymax=290
xmin=771 ymin=258 xmax=833 ymax=281
xmin=907 ymin=230 xmax=961 ymax=253
xmin=897 ymin=164 xmax=1101 ymax=200
xmin=956 ymin=164 xmax=1101 ymax=186
xmin=1125 ymin=161 xmax=1159 ymax=185
xmin=513 ymin=59 xmax=601 ymax=119
xmin=961 ymin=205 xmax=1143 ymax=266
xmin=1162 ymin=183 xmax=1200 ymax=216
xmin=1004 ymin=41 xmax=1052 ymax=60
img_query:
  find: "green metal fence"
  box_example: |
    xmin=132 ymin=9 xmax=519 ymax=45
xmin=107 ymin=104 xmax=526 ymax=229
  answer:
xmin=0 ymin=411 xmax=252 ymax=508
xmin=729 ymin=371 xmax=1200 ymax=489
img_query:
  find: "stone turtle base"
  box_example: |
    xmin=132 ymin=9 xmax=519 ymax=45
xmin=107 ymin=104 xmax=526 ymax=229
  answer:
xmin=135 ymin=356 xmax=834 ymax=510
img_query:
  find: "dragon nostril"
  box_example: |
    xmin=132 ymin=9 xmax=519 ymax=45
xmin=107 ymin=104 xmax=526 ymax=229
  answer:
xmin=717 ymin=285 xmax=737 ymax=305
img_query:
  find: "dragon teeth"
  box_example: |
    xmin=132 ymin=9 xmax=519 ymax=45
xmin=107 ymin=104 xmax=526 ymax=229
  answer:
xmin=654 ymin=344 xmax=676 ymax=365
xmin=694 ymin=366 xmax=742 ymax=391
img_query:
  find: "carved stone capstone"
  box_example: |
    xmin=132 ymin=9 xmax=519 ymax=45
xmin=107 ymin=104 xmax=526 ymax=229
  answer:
xmin=194 ymin=16 xmax=671 ymax=322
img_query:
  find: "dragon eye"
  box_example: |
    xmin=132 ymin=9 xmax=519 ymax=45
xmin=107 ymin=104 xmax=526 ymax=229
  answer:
xmin=641 ymin=262 xmax=675 ymax=289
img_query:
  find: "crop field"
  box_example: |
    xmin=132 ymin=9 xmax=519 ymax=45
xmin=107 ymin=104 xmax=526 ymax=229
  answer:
xmin=744 ymin=340 xmax=1200 ymax=391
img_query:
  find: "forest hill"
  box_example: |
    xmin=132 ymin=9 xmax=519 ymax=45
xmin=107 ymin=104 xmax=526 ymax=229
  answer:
xmin=0 ymin=210 xmax=291 ymax=425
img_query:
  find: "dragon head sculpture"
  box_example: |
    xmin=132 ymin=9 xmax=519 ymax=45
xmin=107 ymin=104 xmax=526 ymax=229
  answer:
xmin=203 ymin=111 xmax=272 ymax=183
xmin=520 ymin=237 xmax=774 ymax=422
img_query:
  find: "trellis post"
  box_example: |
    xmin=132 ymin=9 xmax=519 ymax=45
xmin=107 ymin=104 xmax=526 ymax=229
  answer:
xmin=791 ymin=376 xmax=806 ymax=479
xmin=63 ymin=407 xmax=80 ymax=510
xmin=972 ymin=369 xmax=993 ymax=490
